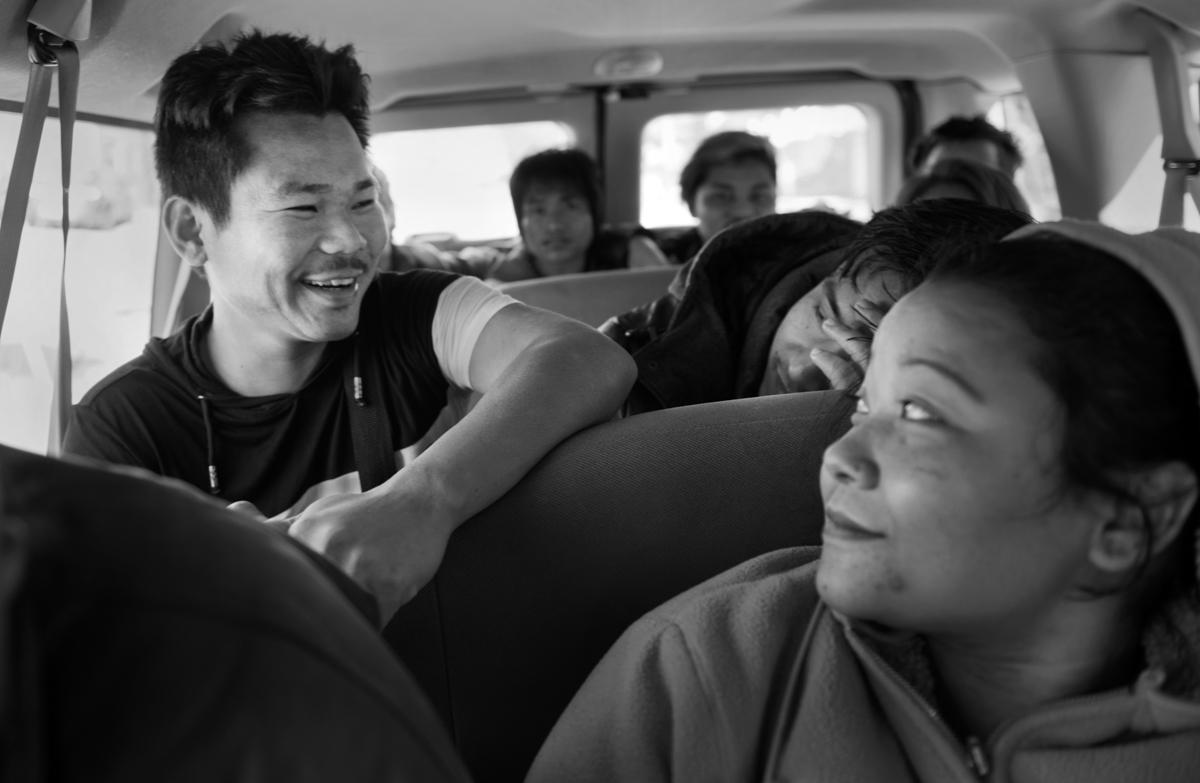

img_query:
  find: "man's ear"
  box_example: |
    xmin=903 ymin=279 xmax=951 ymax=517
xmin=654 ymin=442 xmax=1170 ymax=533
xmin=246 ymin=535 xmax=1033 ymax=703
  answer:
xmin=1088 ymin=462 xmax=1198 ymax=575
xmin=162 ymin=196 xmax=210 ymax=270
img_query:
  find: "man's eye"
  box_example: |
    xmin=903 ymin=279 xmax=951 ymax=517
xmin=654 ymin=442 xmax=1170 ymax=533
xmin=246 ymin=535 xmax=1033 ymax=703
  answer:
xmin=353 ymin=198 xmax=377 ymax=209
xmin=900 ymin=400 xmax=938 ymax=422
xmin=287 ymin=205 xmax=318 ymax=213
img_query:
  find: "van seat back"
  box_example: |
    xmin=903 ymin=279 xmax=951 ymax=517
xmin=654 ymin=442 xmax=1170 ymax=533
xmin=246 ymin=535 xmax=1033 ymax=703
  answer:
xmin=384 ymin=390 xmax=853 ymax=782
xmin=497 ymin=266 xmax=678 ymax=327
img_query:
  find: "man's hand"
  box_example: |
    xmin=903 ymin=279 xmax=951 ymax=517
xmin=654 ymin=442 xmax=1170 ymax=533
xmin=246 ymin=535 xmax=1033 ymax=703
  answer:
xmin=810 ymin=299 xmax=888 ymax=391
xmin=287 ymin=482 xmax=454 ymax=625
xmin=228 ymin=500 xmax=293 ymax=534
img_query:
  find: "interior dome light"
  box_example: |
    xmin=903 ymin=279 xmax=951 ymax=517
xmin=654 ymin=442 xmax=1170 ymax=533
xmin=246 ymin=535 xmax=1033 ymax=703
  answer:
xmin=593 ymin=47 xmax=663 ymax=80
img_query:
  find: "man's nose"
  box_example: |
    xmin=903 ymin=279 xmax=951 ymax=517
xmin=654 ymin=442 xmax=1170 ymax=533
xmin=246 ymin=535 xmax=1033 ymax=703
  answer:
xmin=729 ymin=197 xmax=756 ymax=221
xmin=318 ymin=209 xmax=368 ymax=257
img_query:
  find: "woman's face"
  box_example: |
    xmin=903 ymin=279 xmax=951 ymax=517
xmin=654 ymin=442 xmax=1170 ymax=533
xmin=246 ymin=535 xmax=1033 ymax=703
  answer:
xmin=817 ymin=281 xmax=1104 ymax=635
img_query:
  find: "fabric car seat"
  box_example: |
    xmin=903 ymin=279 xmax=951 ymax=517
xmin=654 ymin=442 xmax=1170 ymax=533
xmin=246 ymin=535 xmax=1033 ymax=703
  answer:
xmin=2 ymin=445 xmax=470 ymax=783
xmin=496 ymin=265 xmax=678 ymax=327
xmin=384 ymin=390 xmax=854 ymax=783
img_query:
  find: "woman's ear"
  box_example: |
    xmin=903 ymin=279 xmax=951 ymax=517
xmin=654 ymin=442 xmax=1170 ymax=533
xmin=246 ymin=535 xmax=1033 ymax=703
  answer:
xmin=162 ymin=196 xmax=209 ymax=270
xmin=1088 ymin=462 xmax=1198 ymax=575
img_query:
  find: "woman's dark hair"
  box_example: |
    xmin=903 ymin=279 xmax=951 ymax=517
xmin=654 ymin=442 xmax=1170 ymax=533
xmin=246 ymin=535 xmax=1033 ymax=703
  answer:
xmin=509 ymin=148 xmax=604 ymax=232
xmin=679 ymin=131 xmax=776 ymax=210
xmin=154 ymin=30 xmax=371 ymax=228
xmin=930 ymin=236 xmax=1200 ymax=592
xmin=894 ymin=158 xmax=1030 ymax=213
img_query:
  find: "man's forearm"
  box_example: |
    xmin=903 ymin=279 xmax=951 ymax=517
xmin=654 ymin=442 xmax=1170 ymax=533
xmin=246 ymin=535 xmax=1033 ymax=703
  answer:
xmin=382 ymin=327 xmax=636 ymax=529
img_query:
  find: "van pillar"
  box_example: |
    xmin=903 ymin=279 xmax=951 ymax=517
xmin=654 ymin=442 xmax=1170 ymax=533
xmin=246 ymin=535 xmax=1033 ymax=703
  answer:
xmin=1015 ymin=51 xmax=1158 ymax=220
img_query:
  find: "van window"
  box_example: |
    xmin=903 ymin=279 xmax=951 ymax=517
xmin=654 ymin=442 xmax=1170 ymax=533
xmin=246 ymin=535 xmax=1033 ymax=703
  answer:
xmin=985 ymin=94 xmax=1062 ymax=222
xmin=639 ymin=105 xmax=873 ymax=227
xmin=0 ymin=114 xmax=159 ymax=453
xmin=372 ymin=121 xmax=574 ymax=243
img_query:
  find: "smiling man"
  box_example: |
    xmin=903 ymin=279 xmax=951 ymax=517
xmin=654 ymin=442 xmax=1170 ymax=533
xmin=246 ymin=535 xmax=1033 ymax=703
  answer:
xmin=63 ymin=32 xmax=636 ymax=623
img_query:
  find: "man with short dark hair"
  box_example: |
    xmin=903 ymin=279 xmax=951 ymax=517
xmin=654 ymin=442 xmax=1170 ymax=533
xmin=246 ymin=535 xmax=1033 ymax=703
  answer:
xmin=656 ymin=131 xmax=778 ymax=264
xmin=64 ymin=31 xmax=636 ymax=622
xmin=758 ymin=199 xmax=1033 ymax=394
xmin=601 ymin=200 xmax=1033 ymax=413
xmin=387 ymin=147 xmax=665 ymax=280
xmin=909 ymin=115 xmax=1023 ymax=178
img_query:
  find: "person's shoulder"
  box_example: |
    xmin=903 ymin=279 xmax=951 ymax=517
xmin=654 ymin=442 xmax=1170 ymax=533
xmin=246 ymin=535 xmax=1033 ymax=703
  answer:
xmin=620 ymin=547 xmax=823 ymax=690
xmin=374 ymin=268 xmax=461 ymax=296
xmin=646 ymin=547 xmax=822 ymax=635
xmin=75 ymin=340 xmax=180 ymax=410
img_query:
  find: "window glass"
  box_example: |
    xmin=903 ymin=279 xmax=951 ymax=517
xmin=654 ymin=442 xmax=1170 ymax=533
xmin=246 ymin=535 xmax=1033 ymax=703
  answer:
xmin=371 ymin=121 xmax=574 ymax=242
xmin=640 ymin=105 xmax=873 ymax=227
xmin=1100 ymin=70 xmax=1200 ymax=233
xmin=0 ymin=114 xmax=159 ymax=453
xmin=986 ymin=95 xmax=1061 ymax=221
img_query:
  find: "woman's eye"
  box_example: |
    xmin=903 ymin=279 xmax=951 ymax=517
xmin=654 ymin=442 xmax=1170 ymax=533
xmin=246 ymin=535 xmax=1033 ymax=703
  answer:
xmin=353 ymin=198 xmax=377 ymax=209
xmin=288 ymin=205 xmax=318 ymax=213
xmin=900 ymin=400 xmax=938 ymax=422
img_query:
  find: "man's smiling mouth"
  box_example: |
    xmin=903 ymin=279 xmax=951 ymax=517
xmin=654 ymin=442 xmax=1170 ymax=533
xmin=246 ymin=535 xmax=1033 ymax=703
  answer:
xmin=301 ymin=277 xmax=358 ymax=291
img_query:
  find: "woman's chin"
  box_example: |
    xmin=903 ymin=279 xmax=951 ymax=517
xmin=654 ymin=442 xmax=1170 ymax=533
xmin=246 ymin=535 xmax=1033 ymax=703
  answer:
xmin=816 ymin=559 xmax=906 ymax=625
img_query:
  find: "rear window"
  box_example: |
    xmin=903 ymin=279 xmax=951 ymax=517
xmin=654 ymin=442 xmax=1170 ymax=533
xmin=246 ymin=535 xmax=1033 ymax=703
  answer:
xmin=371 ymin=121 xmax=575 ymax=242
xmin=0 ymin=114 xmax=159 ymax=453
xmin=639 ymin=105 xmax=873 ymax=227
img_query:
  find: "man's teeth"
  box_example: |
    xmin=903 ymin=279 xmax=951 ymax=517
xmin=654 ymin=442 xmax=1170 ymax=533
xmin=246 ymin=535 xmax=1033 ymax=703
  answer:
xmin=303 ymin=278 xmax=357 ymax=289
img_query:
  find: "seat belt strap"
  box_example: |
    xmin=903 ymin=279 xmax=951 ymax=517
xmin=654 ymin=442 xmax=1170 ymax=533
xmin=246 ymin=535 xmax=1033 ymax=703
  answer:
xmin=1135 ymin=10 xmax=1200 ymax=229
xmin=0 ymin=61 xmax=53 ymax=336
xmin=46 ymin=41 xmax=77 ymax=454
xmin=1160 ymin=161 xmax=1200 ymax=229
xmin=341 ymin=287 xmax=455 ymax=733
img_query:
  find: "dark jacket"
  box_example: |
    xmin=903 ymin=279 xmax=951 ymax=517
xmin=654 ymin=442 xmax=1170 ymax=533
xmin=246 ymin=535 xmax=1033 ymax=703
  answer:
xmin=599 ymin=211 xmax=862 ymax=415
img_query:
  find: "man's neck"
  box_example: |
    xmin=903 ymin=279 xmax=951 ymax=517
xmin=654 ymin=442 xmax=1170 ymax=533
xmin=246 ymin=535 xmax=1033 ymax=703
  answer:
xmin=927 ymin=599 xmax=1143 ymax=740
xmin=204 ymin=308 xmax=327 ymax=397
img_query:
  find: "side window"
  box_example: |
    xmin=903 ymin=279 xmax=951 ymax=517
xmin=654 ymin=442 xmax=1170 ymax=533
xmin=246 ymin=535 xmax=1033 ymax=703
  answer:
xmin=639 ymin=105 xmax=874 ymax=227
xmin=0 ymin=114 xmax=159 ymax=453
xmin=1100 ymin=67 xmax=1200 ymax=232
xmin=371 ymin=121 xmax=574 ymax=243
xmin=985 ymin=95 xmax=1062 ymax=222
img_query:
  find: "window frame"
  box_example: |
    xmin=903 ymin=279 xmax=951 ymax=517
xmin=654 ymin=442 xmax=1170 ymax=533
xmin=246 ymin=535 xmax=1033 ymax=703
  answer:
xmin=601 ymin=76 xmax=905 ymax=225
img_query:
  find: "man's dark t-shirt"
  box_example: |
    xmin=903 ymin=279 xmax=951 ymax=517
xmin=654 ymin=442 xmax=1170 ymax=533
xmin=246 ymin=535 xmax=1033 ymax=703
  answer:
xmin=64 ymin=270 xmax=485 ymax=518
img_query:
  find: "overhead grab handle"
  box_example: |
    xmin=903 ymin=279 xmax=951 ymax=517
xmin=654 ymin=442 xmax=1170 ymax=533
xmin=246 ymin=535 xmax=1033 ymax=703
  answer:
xmin=1132 ymin=9 xmax=1200 ymax=228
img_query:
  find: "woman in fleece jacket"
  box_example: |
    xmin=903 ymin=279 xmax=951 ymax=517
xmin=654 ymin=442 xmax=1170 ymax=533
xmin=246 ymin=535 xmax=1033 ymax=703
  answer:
xmin=527 ymin=221 xmax=1200 ymax=783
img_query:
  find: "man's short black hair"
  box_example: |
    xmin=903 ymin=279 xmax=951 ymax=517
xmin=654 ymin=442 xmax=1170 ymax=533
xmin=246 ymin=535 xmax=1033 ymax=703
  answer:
xmin=679 ymin=131 xmax=776 ymax=210
xmin=908 ymin=115 xmax=1023 ymax=176
xmin=509 ymin=148 xmax=604 ymax=231
xmin=838 ymin=199 xmax=1034 ymax=294
xmin=154 ymin=30 xmax=371 ymax=227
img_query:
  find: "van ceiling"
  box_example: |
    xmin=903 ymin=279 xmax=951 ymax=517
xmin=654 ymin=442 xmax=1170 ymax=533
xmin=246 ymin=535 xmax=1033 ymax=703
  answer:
xmin=0 ymin=0 xmax=1197 ymax=124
